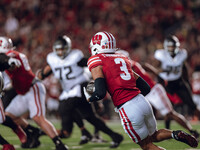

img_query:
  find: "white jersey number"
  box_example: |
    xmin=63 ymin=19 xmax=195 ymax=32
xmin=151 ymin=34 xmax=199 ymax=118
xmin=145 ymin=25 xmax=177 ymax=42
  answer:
xmin=114 ymin=58 xmax=131 ymax=80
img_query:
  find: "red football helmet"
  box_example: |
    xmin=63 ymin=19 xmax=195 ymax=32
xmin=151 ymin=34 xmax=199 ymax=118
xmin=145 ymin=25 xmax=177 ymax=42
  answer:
xmin=0 ymin=36 xmax=13 ymax=53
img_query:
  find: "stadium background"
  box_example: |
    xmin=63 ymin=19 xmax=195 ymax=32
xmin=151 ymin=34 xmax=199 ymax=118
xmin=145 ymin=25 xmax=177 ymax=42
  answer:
xmin=1 ymin=0 xmax=200 ymax=119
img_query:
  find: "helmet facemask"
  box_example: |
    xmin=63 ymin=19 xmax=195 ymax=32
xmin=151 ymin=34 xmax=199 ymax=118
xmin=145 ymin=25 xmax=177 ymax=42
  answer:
xmin=164 ymin=35 xmax=180 ymax=57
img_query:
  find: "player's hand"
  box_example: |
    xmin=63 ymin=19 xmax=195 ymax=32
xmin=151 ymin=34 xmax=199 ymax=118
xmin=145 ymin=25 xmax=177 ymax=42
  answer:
xmin=8 ymin=58 xmax=21 ymax=67
xmin=83 ymin=87 xmax=91 ymax=102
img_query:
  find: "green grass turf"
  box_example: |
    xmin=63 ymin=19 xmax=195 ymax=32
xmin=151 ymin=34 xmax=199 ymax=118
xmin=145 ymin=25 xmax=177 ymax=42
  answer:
xmin=0 ymin=119 xmax=200 ymax=150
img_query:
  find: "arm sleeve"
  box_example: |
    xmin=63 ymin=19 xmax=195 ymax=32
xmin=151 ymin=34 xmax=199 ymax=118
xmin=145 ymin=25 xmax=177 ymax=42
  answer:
xmin=89 ymin=78 xmax=107 ymax=102
xmin=0 ymin=53 xmax=10 ymax=71
xmin=136 ymin=77 xmax=151 ymax=96
xmin=77 ymin=57 xmax=88 ymax=67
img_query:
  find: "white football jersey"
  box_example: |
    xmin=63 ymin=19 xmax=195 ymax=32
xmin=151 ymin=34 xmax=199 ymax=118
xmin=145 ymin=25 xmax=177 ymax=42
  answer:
xmin=154 ymin=49 xmax=187 ymax=81
xmin=47 ymin=49 xmax=90 ymax=99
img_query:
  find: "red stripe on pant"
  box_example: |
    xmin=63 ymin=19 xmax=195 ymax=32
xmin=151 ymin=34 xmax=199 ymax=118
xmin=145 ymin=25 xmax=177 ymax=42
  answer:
xmin=33 ymin=84 xmax=42 ymax=116
xmin=119 ymin=108 xmax=136 ymax=142
xmin=120 ymin=107 xmax=141 ymax=142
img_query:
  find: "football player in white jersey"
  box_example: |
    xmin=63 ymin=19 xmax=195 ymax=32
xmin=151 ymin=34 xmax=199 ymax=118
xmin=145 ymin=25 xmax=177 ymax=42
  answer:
xmin=37 ymin=35 xmax=123 ymax=148
xmin=147 ymin=35 xmax=200 ymax=120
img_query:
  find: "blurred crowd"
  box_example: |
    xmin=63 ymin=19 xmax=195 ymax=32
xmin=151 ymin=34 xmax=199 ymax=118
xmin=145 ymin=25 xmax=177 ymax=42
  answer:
xmin=1 ymin=0 xmax=200 ymax=72
xmin=1 ymin=0 xmax=200 ymax=118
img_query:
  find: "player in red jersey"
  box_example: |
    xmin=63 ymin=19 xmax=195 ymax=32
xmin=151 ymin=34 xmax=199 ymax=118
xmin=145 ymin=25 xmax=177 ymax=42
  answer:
xmin=84 ymin=31 xmax=198 ymax=150
xmin=116 ymin=50 xmax=199 ymax=139
xmin=0 ymin=72 xmax=27 ymax=150
xmin=0 ymin=36 xmax=68 ymax=150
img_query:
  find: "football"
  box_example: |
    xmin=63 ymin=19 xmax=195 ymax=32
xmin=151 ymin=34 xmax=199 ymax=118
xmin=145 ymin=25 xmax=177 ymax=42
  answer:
xmin=86 ymin=81 xmax=95 ymax=95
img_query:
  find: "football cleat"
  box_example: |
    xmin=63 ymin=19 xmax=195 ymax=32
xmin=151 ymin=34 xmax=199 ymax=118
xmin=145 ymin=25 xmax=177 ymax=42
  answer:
xmin=190 ymin=130 xmax=200 ymax=140
xmin=79 ymin=135 xmax=91 ymax=145
xmin=110 ymin=133 xmax=123 ymax=148
xmin=57 ymin=129 xmax=71 ymax=139
xmin=21 ymin=137 xmax=40 ymax=148
xmin=79 ymin=129 xmax=92 ymax=145
xmin=21 ymin=127 xmax=41 ymax=148
xmin=13 ymin=125 xmax=27 ymax=144
xmin=56 ymin=143 xmax=69 ymax=150
xmin=38 ymin=129 xmax=46 ymax=137
xmin=91 ymin=134 xmax=108 ymax=143
xmin=173 ymin=130 xmax=198 ymax=148
xmin=2 ymin=144 xmax=15 ymax=150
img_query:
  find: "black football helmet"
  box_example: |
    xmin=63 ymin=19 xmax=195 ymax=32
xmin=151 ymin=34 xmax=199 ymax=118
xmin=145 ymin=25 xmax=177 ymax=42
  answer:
xmin=163 ymin=35 xmax=180 ymax=57
xmin=53 ymin=35 xmax=71 ymax=59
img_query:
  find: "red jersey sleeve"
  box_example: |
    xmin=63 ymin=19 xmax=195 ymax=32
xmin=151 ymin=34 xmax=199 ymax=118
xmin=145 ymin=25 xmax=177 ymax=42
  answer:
xmin=5 ymin=50 xmax=35 ymax=95
xmin=88 ymin=55 xmax=103 ymax=71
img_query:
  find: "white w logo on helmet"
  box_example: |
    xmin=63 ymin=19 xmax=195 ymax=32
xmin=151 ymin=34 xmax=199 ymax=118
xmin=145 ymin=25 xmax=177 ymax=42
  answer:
xmin=0 ymin=36 xmax=13 ymax=53
xmin=89 ymin=31 xmax=117 ymax=56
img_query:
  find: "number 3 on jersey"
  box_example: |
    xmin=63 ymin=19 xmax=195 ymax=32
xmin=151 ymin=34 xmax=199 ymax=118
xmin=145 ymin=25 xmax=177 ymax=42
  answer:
xmin=114 ymin=58 xmax=131 ymax=80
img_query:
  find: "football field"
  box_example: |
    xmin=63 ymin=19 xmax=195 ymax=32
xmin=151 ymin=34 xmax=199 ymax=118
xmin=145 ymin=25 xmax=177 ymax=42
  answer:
xmin=0 ymin=119 xmax=200 ymax=150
